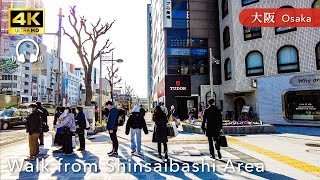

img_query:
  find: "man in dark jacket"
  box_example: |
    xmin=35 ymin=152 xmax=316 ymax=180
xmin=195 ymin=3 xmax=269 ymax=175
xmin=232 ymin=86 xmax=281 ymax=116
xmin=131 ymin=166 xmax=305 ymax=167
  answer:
xmin=202 ymin=98 xmax=223 ymax=159
xmin=75 ymin=107 xmax=86 ymax=151
xmin=126 ymin=106 xmax=148 ymax=155
xmin=26 ymin=104 xmax=42 ymax=160
xmin=36 ymin=102 xmax=49 ymax=146
xmin=106 ymin=101 xmax=119 ymax=157
xmin=102 ymin=102 xmax=110 ymax=120
xmin=139 ymin=105 xmax=146 ymax=118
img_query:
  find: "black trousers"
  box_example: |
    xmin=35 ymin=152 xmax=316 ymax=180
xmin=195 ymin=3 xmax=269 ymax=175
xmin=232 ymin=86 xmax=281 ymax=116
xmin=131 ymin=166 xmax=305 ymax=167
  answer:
xmin=78 ymin=132 xmax=85 ymax=149
xmin=157 ymin=142 xmax=168 ymax=154
xmin=110 ymin=130 xmax=118 ymax=153
xmin=62 ymin=131 xmax=73 ymax=154
xmin=208 ymin=136 xmax=220 ymax=156
xmin=39 ymin=132 xmax=44 ymax=144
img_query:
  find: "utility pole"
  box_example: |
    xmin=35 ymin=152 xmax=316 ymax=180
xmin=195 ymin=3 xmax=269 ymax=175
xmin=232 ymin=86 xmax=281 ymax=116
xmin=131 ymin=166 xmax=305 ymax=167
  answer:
xmin=209 ymin=48 xmax=214 ymax=99
xmin=56 ymin=8 xmax=63 ymax=106
xmin=111 ymin=51 xmax=114 ymax=102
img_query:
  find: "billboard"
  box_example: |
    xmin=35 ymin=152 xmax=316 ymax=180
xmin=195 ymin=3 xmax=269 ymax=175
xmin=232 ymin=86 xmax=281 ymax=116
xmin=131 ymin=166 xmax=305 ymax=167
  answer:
xmin=163 ymin=0 xmax=172 ymax=28
xmin=167 ymin=48 xmax=190 ymax=56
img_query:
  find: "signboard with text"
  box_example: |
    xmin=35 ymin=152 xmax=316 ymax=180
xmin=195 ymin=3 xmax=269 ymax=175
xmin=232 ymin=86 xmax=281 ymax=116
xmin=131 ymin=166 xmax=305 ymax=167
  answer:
xmin=163 ymin=0 xmax=172 ymax=28
xmin=290 ymin=74 xmax=320 ymax=87
xmin=167 ymin=48 xmax=190 ymax=56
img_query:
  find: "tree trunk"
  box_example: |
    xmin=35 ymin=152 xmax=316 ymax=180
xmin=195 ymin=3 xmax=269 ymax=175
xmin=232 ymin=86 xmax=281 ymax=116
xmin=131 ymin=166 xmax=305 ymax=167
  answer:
xmin=85 ymin=70 xmax=93 ymax=106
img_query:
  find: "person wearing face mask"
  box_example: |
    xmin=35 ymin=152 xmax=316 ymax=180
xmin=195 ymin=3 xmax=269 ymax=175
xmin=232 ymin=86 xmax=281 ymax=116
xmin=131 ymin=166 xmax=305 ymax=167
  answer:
xmin=26 ymin=104 xmax=42 ymax=160
xmin=75 ymin=107 xmax=86 ymax=151
xmin=55 ymin=107 xmax=76 ymax=155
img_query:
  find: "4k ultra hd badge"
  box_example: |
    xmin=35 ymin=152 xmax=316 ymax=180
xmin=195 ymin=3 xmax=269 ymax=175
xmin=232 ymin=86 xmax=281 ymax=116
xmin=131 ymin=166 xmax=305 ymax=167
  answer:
xmin=8 ymin=8 xmax=45 ymax=34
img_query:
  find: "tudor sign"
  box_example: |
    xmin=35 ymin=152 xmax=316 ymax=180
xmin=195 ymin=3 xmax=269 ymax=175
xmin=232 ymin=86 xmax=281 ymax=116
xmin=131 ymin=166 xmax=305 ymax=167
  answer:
xmin=170 ymin=81 xmax=187 ymax=91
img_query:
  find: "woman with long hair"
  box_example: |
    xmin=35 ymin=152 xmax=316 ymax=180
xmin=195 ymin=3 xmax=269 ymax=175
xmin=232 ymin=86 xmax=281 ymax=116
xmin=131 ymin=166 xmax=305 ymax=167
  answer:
xmin=152 ymin=105 xmax=169 ymax=161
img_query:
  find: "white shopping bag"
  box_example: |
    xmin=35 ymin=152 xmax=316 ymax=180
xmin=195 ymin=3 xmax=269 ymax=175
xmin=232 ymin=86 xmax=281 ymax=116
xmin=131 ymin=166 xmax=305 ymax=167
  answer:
xmin=172 ymin=123 xmax=179 ymax=137
xmin=72 ymin=136 xmax=77 ymax=148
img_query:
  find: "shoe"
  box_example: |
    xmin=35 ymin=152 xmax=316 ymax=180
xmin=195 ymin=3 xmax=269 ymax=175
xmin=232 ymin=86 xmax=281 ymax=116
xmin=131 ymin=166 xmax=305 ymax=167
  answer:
xmin=77 ymin=148 xmax=85 ymax=151
xmin=131 ymin=149 xmax=136 ymax=154
xmin=40 ymin=143 xmax=44 ymax=146
xmin=107 ymin=150 xmax=114 ymax=155
xmin=217 ymin=151 xmax=222 ymax=159
xmin=110 ymin=152 xmax=118 ymax=157
xmin=164 ymin=152 xmax=168 ymax=160
xmin=210 ymin=155 xmax=216 ymax=159
xmin=138 ymin=151 xmax=142 ymax=156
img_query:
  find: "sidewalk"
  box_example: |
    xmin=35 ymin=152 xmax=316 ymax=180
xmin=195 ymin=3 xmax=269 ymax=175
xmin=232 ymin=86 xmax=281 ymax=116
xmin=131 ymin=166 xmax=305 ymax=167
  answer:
xmin=0 ymin=113 xmax=319 ymax=179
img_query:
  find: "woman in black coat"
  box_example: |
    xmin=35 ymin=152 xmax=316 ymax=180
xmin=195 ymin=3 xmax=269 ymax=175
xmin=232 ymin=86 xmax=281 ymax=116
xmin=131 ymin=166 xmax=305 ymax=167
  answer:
xmin=152 ymin=105 xmax=169 ymax=160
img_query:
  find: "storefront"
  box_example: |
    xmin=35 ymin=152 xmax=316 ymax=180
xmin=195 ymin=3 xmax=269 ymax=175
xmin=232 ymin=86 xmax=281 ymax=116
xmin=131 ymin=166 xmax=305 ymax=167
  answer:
xmin=164 ymin=75 xmax=194 ymax=120
xmin=257 ymin=73 xmax=320 ymax=125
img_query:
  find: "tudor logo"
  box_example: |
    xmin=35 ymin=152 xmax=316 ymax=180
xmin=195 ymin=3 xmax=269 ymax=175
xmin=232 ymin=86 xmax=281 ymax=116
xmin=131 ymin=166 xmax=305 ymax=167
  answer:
xmin=176 ymin=81 xmax=180 ymax=86
xmin=170 ymin=80 xmax=186 ymax=91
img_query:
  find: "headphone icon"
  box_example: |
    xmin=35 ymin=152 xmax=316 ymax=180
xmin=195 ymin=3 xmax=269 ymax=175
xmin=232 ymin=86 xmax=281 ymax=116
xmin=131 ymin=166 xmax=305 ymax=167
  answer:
xmin=15 ymin=38 xmax=40 ymax=63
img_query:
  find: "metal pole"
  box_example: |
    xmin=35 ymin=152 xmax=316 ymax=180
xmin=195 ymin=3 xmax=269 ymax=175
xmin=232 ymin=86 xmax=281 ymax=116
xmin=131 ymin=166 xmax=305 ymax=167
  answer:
xmin=56 ymin=8 xmax=62 ymax=106
xmin=209 ymin=48 xmax=214 ymax=99
xmin=99 ymin=52 xmax=102 ymax=123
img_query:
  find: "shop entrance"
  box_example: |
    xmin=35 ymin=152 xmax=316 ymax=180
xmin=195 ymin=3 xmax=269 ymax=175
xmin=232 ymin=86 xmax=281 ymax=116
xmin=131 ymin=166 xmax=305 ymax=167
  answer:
xmin=234 ymin=97 xmax=245 ymax=121
xmin=176 ymin=96 xmax=198 ymax=120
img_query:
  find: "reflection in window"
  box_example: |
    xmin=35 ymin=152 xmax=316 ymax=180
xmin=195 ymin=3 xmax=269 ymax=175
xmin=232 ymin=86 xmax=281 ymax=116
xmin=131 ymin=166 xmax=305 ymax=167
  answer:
xmin=167 ymin=38 xmax=189 ymax=47
xmin=312 ymin=0 xmax=320 ymax=8
xmin=172 ymin=10 xmax=188 ymax=19
xmin=246 ymin=51 xmax=264 ymax=76
xmin=222 ymin=0 xmax=228 ymax=18
xmin=284 ymin=90 xmax=320 ymax=121
xmin=277 ymin=45 xmax=300 ymax=73
xmin=224 ymin=58 xmax=231 ymax=80
xmin=191 ymin=38 xmax=208 ymax=47
xmin=223 ymin=26 xmax=230 ymax=49
xmin=316 ymin=42 xmax=320 ymax=70
xmin=275 ymin=6 xmax=297 ymax=34
xmin=172 ymin=1 xmax=188 ymax=10
xmin=167 ymin=29 xmax=189 ymax=37
xmin=244 ymin=27 xmax=262 ymax=40
xmin=242 ymin=0 xmax=259 ymax=6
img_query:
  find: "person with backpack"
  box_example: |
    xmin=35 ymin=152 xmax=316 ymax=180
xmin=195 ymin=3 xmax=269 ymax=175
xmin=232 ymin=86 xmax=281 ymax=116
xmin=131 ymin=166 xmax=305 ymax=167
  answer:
xmin=126 ymin=106 xmax=148 ymax=155
xmin=152 ymin=105 xmax=169 ymax=161
xmin=75 ymin=107 xmax=86 ymax=151
xmin=36 ymin=102 xmax=49 ymax=146
xmin=140 ymin=105 xmax=146 ymax=118
xmin=106 ymin=101 xmax=119 ymax=157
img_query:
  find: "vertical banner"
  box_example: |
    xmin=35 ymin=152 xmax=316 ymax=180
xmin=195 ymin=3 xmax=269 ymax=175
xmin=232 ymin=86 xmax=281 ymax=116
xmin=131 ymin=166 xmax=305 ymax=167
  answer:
xmin=163 ymin=0 xmax=172 ymax=28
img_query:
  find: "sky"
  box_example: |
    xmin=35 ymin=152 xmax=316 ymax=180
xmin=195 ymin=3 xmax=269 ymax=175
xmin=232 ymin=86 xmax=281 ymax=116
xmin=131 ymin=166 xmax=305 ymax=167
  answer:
xmin=43 ymin=0 xmax=150 ymax=98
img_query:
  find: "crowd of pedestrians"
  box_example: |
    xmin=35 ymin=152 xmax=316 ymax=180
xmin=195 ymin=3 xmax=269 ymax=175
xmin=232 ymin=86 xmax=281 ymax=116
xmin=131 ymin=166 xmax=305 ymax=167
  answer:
xmin=25 ymin=98 xmax=223 ymax=161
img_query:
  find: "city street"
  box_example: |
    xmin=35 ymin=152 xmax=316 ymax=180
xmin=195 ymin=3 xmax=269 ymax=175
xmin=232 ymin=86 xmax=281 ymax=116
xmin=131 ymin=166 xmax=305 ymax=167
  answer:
xmin=0 ymin=113 xmax=319 ymax=179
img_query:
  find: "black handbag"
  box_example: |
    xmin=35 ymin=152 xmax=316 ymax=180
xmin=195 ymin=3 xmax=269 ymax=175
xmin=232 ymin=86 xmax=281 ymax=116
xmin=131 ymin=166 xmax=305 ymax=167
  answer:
xmin=167 ymin=123 xmax=175 ymax=137
xmin=42 ymin=122 xmax=49 ymax=132
xmin=219 ymin=133 xmax=228 ymax=147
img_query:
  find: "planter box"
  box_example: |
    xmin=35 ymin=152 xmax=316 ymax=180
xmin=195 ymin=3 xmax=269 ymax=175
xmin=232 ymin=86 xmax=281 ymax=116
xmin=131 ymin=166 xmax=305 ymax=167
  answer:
xmin=182 ymin=123 xmax=275 ymax=135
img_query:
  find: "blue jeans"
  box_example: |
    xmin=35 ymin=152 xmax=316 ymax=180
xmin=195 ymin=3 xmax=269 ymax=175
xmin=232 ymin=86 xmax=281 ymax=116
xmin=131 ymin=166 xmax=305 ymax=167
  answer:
xmin=131 ymin=128 xmax=142 ymax=152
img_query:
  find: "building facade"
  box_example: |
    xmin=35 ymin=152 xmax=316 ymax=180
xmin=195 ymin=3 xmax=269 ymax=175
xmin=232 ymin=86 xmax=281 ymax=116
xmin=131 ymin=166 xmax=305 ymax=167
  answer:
xmin=147 ymin=4 xmax=153 ymax=111
xmin=150 ymin=0 xmax=221 ymax=119
xmin=61 ymin=62 xmax=80 ymax=106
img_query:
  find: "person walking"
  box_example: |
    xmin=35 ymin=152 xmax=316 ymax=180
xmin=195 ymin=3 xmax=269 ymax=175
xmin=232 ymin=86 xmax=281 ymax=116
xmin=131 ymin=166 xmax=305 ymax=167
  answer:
xmin=75 ymin=107 xmax=86 ymax=151
xmin=160 ymin=102 xmax=168 ymax=116
xmin=55 ymin=107 xmax=76 ymax=155
xmin=106 ymin=101 xmax=119 ymax=157
xmin=126 ymin=106 xmax=148 ymax=155
xmin=36 ymin=102 xmax=49 ymax=146
xmin=152 ymin=105 xmax=169 ymax=161
xmin=201 ymin=99 xmax=223 ymax=159
xmin=140 ymin=105 xmax=146 ymax=118
xmin=26 ymin=104 xmax=42 ymax=160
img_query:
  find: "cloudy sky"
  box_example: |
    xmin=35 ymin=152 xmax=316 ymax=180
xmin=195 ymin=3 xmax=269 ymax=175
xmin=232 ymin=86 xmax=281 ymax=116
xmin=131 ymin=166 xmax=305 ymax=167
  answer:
xmin=43 ymin=0 xmax=150 ymax=98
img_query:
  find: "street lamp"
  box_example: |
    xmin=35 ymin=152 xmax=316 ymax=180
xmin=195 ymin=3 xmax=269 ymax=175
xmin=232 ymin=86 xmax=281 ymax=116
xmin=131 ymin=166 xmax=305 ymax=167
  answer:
xmin=209 ymin=48 xmax=220 ymax=99
xmin=99 ymin=51 xmax=123 ymax=122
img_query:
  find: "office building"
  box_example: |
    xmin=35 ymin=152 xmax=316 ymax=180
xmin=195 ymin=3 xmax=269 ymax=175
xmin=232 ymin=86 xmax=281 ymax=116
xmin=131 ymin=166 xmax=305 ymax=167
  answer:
xmin=147 ymin=4 xmax=153 ymax=110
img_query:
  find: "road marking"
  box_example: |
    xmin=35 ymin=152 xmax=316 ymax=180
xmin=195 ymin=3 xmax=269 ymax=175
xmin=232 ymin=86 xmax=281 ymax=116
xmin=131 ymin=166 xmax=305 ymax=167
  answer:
xmin=227 ymin=137 xmax=320 ymax=177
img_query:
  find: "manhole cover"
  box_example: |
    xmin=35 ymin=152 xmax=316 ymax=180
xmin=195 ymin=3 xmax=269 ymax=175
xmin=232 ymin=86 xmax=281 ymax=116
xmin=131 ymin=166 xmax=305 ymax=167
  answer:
xmin=306 ymin=143 xmax=320 ymax=147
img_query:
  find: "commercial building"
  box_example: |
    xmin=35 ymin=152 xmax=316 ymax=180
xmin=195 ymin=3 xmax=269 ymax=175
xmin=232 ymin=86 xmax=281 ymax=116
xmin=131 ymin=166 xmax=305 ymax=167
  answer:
xmin=150 ymin=0 xmax=221 ymax=119
xmin=150 ymin=0 xmax=320 ymax=125
xmin=147 ymin=4 xmax=153 ymax=111
xmin=61 ymin=62 xmax=81 ymax=106
xmin=0 ymin=0 xmax=43 ymax=103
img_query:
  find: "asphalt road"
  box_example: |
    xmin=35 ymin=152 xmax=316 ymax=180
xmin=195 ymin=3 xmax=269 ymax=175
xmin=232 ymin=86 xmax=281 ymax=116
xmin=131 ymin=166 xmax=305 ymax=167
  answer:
xmin=0 ymin=116 xmax=54 ymax=148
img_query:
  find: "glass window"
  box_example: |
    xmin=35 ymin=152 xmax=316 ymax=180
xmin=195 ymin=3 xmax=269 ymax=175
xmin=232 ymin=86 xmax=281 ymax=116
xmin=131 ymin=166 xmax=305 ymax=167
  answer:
xmin=192 ymin=58 xmax=208 ymax=66
xmin=284 ymin=90 xmax=320 ymax=121
xmin=246 ymin=51 xmax=264 ymax=76
xmin=172 ymin=19 xmax=189 ymax=28
xmin=222 ymin=0 xmax=228 ymax=18
xmin=191 ymin=38 xmax=208 ymax=47
xmin=172 ymin=1 xmax=188 ymax=10
xmin=191 ymin=48 xmax=208 ymax=56
xmin=172 ymin=10 xmax=188 ymax=19
xmin=4 ymin=49 xmax=10 ymax=53
xmin=168 ymin=57 xmax=190 ymax=66
xmin=167 ymin=29 xmax=189 ymax=37
xmin=277 ymin=45 xmax=300 ymax=73
xmin=313 ymin=0 xmax=320 ymax=8
xmin=223 ymin=27 xmax=230 ymax=49
xmin=168 ymin=67 xmax=190 ymax=75
xmin=316 ymin=42 xmax=320 ymax=70
xmin=275 ymin=6 xmax=297 ymax=34
xmin=224 ymin=58 xmax=231 ymax=80
xmin=242 ymin=0 xmax=259 ymax=6
xmin=167 ymin=38 xmax=189 ymax=47
xmin=244 ymin=27 xmax=262 ymax=40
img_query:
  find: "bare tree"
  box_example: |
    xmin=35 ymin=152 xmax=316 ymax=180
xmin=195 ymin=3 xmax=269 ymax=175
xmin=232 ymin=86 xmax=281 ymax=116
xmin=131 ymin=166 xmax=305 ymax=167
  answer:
xmin=62 ymin=6 xmax=115 ymax=105
xmin=125 ymin=85 xmax=133 ymax=97
xmin=106 ymin=61 xmax=121 ymax=100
